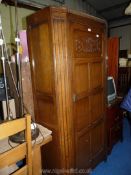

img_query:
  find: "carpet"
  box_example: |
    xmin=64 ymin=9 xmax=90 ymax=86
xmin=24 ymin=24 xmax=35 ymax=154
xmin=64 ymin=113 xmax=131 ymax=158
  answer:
xmin=90 ymin=118 xmax=131 ymax=175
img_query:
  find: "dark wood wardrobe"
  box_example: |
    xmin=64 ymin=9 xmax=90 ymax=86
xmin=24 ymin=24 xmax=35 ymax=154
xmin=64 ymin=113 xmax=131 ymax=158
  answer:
xmin=27 ymin=6 xmax=107 ymax=174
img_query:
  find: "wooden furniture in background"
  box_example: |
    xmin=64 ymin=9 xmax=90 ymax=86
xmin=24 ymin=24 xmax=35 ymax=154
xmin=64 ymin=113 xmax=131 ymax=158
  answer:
xmin=118 ymin=67 xmax=131 ymax=97
xmin=107 ymin=37 xmax=119 ymax=85
xmin=0 ymin=115 xmax=32 ymax=175
xmin=107 ymin=99 xmax=123 ymax=153
xmin=27 ymin=6 xmax=107 ymax=172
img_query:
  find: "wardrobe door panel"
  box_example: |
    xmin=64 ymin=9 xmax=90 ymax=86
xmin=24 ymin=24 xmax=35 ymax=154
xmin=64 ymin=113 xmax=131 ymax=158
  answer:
xmin=74 ymin=63 xmax=89 ymax=95
xmin=76 ymin=131 xmax=91 ymax=169
xmin=75 ymin=97 xmax=90 ymax=131
xmin=90 ymin=92 xmax=104 ymax=123
xmin=89 ymin=62 xmax=103 ymax=90
xmin=37 ymin=99 xmax=57 ymax=126
xmin=91 ymin=121 xmax=105 ymax=158
xmin=28 ymin=23 xmax=53 ymax=95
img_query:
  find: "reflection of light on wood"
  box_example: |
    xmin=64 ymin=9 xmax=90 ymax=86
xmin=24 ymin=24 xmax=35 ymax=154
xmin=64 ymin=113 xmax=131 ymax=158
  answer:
xmin=96 ymin=34 xmax=99 ymax=38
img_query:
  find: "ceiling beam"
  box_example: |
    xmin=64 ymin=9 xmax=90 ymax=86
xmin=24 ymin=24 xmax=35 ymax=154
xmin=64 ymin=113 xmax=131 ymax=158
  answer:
xmin=2 ymin=0 xmax=65 ymax=10
xmin=98 ymin=1 xmax=130 ymax=13
xmin=109 ymin=22 xmax=131 ymax=29
xmin=86 ymin=0 xmax=98 ymax=12
xmin=53 ymin=0 xmax=64 ymax=3
xmin=108 ymin=14 xmax=131 ymax=22
xmin=2 ymin=0 xmax=43 ymax=9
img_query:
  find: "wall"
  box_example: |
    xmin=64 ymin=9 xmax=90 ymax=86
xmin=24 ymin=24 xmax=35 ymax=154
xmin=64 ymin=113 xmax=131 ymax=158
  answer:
xmin=65 ymin=0 xmax=96 ymax=14
xmin=0 ymin=0 xmax=97 ymax=43
xmin=0 ymin=4 xmax=35 ymax=44
xmin=109 ymin=18 xmax=131 ymax=51
xmin=110 ymin=25 xmax=131 ymax=51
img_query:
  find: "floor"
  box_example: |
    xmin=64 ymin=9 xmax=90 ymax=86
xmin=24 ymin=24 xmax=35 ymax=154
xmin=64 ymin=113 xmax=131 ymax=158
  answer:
xmin=90 ymin=118 xmax=131 ymax=175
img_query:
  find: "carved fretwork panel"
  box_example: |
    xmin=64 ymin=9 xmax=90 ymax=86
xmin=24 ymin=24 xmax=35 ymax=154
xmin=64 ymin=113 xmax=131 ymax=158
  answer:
xmin=73 ymin=28 xmax=102 ymax=58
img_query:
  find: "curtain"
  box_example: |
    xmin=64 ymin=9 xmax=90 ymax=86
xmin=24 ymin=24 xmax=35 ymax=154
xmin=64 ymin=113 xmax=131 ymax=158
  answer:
xmin=108 ymin=37 xmax=119 ymax=86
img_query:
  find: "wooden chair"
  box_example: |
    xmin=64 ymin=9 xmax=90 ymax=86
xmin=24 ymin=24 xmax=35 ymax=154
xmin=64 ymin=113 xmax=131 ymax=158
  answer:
xmin=0 ymin=114 xmax=32 ymax=175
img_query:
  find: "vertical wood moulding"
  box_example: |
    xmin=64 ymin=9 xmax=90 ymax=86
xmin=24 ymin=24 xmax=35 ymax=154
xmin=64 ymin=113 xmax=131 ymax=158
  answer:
xmin=51 ymin=12 xmax=74 ymax=171
xmin=102 ymin=27 xmax=108 ymax=155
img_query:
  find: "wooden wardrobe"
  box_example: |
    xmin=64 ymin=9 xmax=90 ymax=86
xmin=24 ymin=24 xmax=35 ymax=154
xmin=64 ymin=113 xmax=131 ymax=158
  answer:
xmin=27 ymin=6 xmax=107 ymax=173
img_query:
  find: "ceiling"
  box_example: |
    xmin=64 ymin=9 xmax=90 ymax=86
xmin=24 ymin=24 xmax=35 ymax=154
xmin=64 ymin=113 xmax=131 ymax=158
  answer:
xmin=86 ymin=0 xmax=131 ymax=22
xmin=2 ymin=0 xmax=131 ymax=22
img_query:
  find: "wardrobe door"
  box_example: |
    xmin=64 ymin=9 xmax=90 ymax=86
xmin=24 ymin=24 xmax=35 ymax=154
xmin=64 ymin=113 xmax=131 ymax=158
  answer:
xmin=69 ymin=14 xmax=106 ymax=169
